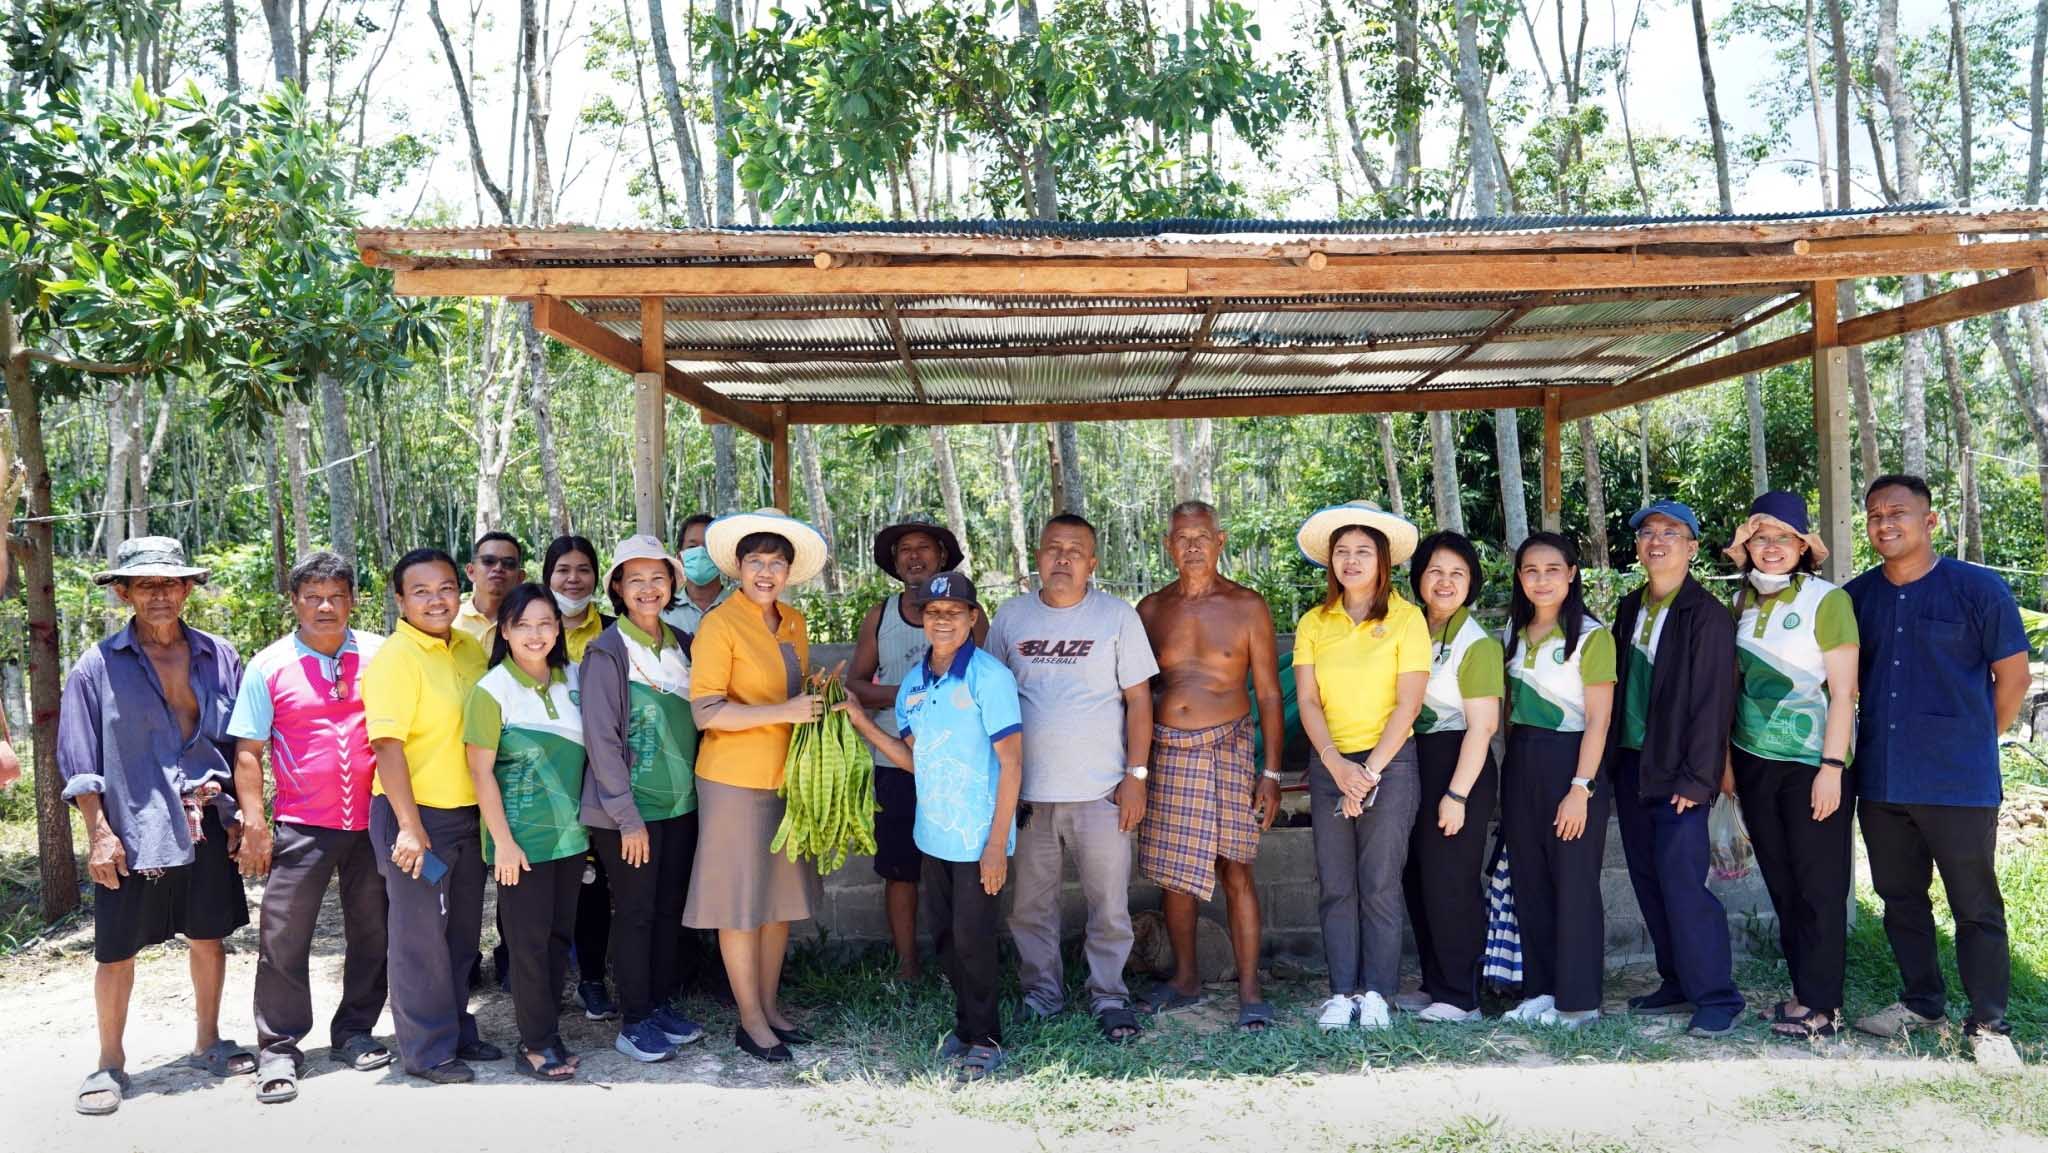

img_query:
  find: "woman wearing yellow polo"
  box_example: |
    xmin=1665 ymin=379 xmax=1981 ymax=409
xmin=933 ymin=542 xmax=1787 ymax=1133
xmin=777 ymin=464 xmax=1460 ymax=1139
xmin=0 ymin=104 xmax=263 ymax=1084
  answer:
xmin=1292 ymin=502 xmax=1430 ymax=1034
xmin=686 ymin=509 xmax=828 ymax=1064
xmin=362 ymin=547 xmax=496 ymax=1084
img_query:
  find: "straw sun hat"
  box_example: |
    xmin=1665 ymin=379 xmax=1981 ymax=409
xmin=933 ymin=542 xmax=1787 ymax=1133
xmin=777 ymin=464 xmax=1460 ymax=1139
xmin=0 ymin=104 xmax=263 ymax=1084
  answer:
xmin=1295 ymin=500 xmax=1420 ymax=568
xmin=706 ymin=507 xmax=831 ymax=585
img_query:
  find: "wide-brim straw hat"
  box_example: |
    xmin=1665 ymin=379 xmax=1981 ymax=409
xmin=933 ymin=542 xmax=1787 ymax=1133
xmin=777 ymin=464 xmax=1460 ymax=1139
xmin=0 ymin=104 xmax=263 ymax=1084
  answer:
xmin=872 ymin=519 xmax=964 ymax=581
xmin=706 ymin=508 xmax=830 ymax=585
xmin=93 ymin=536 xmax=210 ymax=586
xmin=1296 ymin=500 xmax=1419 ymax=568
xmin=604 ymin=533 xmax=683 ymax=595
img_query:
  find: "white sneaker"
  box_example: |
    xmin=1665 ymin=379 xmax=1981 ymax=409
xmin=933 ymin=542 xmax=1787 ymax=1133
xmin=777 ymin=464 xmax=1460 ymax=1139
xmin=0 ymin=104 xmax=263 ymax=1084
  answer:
xmin=1354 ymin=991 xmax=1393 ymax=1031
xmin=1391 ymin=990 xmax=1433 ymax=1013
xmin=1317 ymin=994 xmax=1357 ymax=1031
xmin=1537 ymin=1008 xmax=1601 ymax=1030
xmin=1416 ymin=1001 xmax=1484 ymax=1024
xmin=1502 ymin=994 xmax=1556 ymax=1023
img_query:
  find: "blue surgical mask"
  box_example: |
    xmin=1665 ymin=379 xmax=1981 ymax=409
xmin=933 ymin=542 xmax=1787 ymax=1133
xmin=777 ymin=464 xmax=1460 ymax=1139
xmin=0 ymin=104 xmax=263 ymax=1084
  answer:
xmin=681 ymin=545 xmax=720 ymax=586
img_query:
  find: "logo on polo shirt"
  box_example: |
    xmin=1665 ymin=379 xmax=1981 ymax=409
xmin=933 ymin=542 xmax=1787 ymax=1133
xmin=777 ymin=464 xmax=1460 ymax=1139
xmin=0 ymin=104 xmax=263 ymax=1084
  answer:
xmin=1782 ymin=612 xmax=1802 ymax=630
xmin=1552 ymin=647 xmax=1568 ymax=664
xmin=1015 ymin=638 xmax=1095 ymax=664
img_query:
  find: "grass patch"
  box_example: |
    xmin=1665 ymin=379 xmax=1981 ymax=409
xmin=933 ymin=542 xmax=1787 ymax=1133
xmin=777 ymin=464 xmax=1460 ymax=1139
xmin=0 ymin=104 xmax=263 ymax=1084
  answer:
xmin=1742 ymin=1069 xmax=2048 ymax=1138
xmin=1354 ymin=1115 xmax=1659 ymax=1153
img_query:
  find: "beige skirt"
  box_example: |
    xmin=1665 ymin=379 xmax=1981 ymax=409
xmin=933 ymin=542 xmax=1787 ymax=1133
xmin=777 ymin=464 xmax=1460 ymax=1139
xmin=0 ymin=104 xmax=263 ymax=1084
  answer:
xmin=682 ymin=777 xmax=822 ymax=931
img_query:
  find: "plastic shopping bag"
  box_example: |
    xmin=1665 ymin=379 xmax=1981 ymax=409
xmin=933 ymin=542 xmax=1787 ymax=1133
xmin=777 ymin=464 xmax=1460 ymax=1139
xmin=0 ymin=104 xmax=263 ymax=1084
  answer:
xmin=1708 ymin=794 xmax=1755 ymax=881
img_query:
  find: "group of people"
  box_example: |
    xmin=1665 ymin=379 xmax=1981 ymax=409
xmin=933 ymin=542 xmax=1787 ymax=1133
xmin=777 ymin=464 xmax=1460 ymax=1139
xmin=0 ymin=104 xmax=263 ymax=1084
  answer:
xmin=52 ymin=469 xmax=2027 ymax=1113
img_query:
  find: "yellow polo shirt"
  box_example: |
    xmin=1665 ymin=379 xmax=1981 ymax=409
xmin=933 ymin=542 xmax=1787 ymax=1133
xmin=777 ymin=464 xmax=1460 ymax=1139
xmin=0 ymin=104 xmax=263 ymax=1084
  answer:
xmin=452 ymin=596 xmax=496 ymax=649
xmin=691 ymin=595 xmax=810 ymax=791
xmin=563 ymin=610 xmax=606 ymax=664
xmin=364 ymin=619 xmax=488 ymax=809
xmin=1293 ymin=592 xmax=1431 ymax=754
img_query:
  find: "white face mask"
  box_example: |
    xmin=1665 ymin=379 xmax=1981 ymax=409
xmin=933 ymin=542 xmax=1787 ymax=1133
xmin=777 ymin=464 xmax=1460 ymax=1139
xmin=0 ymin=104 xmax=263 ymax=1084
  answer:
xmin=553 ymin=591 xmax=594 ymax=615
xmin=1747 ymin=570 xmax=1794 ymax=595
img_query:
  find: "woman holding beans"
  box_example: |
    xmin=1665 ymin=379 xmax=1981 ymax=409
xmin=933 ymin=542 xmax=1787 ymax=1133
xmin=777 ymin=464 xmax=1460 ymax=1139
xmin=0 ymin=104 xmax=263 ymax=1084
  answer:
xmin=685 ymin=508 xmax=830 ymax=1064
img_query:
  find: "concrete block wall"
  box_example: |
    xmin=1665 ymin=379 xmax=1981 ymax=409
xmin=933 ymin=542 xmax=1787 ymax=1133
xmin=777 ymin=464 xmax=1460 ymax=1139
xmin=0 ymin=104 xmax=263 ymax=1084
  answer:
xmin=800 ymin=641 xmax=1777 ymax=965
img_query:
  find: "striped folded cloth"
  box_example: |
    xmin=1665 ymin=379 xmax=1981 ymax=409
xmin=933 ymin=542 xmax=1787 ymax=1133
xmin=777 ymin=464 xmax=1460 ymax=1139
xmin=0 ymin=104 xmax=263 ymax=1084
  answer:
xmin=1482 ymin=835 xmax=1524 ymax=989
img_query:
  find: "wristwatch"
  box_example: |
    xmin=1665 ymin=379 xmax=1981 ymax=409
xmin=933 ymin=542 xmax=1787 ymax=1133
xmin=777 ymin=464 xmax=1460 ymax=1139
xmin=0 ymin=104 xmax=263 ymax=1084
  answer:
xmin=1126 ymin=765 xmax=1149 ymax=781
xmin=1571 ymin=776 xmax=1597 ymax=795
xmin=1260 ymin=769 xmax=1284 ymax=782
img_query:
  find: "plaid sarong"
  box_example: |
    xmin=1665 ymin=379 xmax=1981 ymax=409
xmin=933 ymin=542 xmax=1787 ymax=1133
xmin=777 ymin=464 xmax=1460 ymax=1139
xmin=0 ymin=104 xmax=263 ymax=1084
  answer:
xmin=1136 ymin=717 xmax=1260 ymax=901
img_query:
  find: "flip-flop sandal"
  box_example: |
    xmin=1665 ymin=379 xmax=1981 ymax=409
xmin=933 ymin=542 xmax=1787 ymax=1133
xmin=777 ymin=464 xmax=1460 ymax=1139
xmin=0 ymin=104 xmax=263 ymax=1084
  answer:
xmin=1771 ymin=1008 xmax=1841 ymax=1040
xmin=1237 ymin=1002 xmax=1276 ymax=1032
xmin=256 ymin=1067 xmax=299 ymax=1104
xmin=513 ymin=1043 xmax=577 ymax=1081
xmin=1149 ymin=987 xmax=1206 ymax=1015
xmin=187 ymin=1039 xmax=258 ymax=1078
xmin=1095 ymin=1006 xmax=1142 ymax=1044
xmin=1757 ymin=1000 xmax=1796 ymax=1023
xmin=956 ymin=1043 xmax=1006 ymax=1083
xmin=331 ymin=1034 xmax=393 ymax=1071
xmin=75 ymin=1068 xmax=129 ymax=1116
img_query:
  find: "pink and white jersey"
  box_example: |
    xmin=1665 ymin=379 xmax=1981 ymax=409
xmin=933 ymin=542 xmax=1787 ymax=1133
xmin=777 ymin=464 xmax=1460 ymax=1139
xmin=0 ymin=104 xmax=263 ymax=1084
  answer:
xmin=228 ymin=630 xmax=384 ymax=830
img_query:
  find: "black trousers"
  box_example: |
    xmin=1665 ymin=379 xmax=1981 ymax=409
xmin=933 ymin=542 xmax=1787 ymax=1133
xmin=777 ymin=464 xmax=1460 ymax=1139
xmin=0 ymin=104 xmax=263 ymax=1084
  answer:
xmin=254 ymin=823 xmax=389 ymax=1071
xmin=1859 ymin=799 xmax=2009 ymax=1030
xmin=1500 ymin=726 xmax=1609 ymax=1013
xmin=1731 ymin=749 xmax=1853 ymax=1013
xmin=924 ymin=854 xmax=1003 ymax=1047
xmin=575 ymin=851 xmax=611 ymax=985
xmin=1401 ymin=729 xmax=1497 ymax=1011
xmin=588 ymin=812 xmax=698 ymax=1025
xmin=369 ymin=798 xmax=485 ymax=1073
xmin=497 ymin=854 xmax=582 ymax=1049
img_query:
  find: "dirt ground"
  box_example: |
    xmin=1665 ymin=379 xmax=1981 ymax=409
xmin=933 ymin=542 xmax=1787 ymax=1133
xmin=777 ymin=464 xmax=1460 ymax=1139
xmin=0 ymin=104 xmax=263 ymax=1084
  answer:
xmin=1 ymin=880 xmax=2042 ymax=1153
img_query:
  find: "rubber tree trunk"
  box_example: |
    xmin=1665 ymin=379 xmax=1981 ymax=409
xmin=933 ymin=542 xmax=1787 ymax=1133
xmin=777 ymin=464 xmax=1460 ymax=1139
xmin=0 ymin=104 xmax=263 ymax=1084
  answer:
xmin=1937 ymin=327 xmax=1981 ymax=562
xmin=795 ymin=424 xmax=839 ymax=591
xmin=2 ymin=303 xmax=81 ymax=920
xmin=713 ymin=424 xmax=739 ymax=513
xmin=1429 ymin=412 xmax=1465 ymax=533
xmin=1377 ymin=415 xmax=1405 ymax=518
xmin=994 ymin=424 xmax=1032 ymax=588
xmin=319 ymin=373 xmax=357 ymax=567
xmin=1577 ymin=417 xmax=1609 ymax=566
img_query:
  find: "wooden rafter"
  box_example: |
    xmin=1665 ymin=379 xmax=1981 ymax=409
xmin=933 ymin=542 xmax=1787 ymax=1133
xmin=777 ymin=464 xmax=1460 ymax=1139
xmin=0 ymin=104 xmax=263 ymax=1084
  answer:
xmin=1616 ymin=292 xmax=1809 ymax=385
xmin=781 ymin=385 xmax=1604 ymax=427
xmin=529 ymin=296 xmax=775 ymax=439
xmin=1405 ymin=298 xmax=1547 ymax=390
xmin=881 ymin=299 xmax=928 ymax=401
xmin=1559 ymin=266 xmax=2048 ymax=421
xmin=1160 ymin=300 xmax=1220 ymax=399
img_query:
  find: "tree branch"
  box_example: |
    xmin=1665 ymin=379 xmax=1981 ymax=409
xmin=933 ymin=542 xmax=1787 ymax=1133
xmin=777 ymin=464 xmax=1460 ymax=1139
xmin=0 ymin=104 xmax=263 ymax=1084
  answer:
xmin=14 ymin=348 xmax=151 ymax=375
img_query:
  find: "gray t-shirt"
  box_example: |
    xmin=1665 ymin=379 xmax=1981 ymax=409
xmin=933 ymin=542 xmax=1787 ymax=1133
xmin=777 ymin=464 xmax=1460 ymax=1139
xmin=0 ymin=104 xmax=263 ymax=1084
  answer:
xmin=985 ymin=586 xmax=1159 ymax=802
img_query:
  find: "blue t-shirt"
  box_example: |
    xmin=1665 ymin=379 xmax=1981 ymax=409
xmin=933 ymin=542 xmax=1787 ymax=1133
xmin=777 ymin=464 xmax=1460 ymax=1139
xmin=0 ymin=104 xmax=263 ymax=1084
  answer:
xmin=895 ymin=640 xmax=1023 ymax=862
xmin=1846 ymin=556 xmax=2028 ymax=807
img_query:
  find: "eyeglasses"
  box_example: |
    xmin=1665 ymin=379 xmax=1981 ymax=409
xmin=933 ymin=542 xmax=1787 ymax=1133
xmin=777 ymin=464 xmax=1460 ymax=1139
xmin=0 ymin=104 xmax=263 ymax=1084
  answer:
xmin=1748 ymin=533 xmax=1801 ymax=549
xmin=476 ymin=555 xmax=522 ymax=570
xmin=1635 ymin=528 xmax=1692 ymax=544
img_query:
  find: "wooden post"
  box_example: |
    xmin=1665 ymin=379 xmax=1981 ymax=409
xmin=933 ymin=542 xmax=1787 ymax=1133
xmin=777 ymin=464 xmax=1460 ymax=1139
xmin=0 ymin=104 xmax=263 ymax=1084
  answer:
xmin=770 ymin=406 xmax=792 ymax=513
xmin=1810 ymin=281 xmax=1853 ymax=583
xmin=634 ymin=296 xmax=668 ymax=536
xmin=1540 ymin=389 xmax=1564 ymax=533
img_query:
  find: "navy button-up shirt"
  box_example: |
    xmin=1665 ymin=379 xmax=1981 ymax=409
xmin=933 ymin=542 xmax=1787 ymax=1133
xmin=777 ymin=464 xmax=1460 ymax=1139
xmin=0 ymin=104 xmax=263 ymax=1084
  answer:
xmin=1845 ymin=557 xmax=2027 ymax=808
xmin=57 ymin=619 xmax=244 ymax=871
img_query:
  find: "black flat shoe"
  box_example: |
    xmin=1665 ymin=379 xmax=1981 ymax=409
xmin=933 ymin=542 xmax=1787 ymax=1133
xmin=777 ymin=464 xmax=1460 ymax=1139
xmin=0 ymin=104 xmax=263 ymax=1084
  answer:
xmin=771 ymin=1024 xmax=815 ymax=1045
xmin=735 ymin=1026 xmax=792 ymax=1063
xmin=410 ymin=1059 xmax=474 ymax=1085
xmin=456 ymin=1040 xmax=504 ymax=1063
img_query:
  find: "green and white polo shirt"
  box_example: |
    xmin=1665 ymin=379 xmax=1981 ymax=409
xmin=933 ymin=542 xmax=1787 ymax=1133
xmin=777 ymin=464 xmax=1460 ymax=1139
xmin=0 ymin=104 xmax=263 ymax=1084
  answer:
xmin=463 ymin=662 xmax=589 ymax=866
xmin=1731 ymin=574 xmax=1859 ymax=766
xmin=1417 ymin=607 xmax=1507 ymax=735
xmin=1618 ymin=585 xmax=1678 ymax=751
xmin=1506 ymin=617 xmax=1617 ymax=733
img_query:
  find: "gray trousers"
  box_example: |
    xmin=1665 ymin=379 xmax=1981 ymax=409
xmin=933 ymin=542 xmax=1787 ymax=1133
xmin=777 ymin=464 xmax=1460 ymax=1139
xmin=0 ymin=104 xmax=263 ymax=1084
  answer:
xmin=370 ymin=797 xmax=485 ymax=1073
xmin=254 ymin=822 xmax=389 ymax=1072
xmin=1308 ymin=742 xmax=1420 ymax=997
xmin=1009 ymin=795 xmax=1134 ymax=1015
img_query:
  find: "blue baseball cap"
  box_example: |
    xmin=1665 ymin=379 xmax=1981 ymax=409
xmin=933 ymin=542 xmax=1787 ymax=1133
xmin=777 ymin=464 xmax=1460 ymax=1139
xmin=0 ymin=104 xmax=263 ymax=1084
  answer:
xmin=1628 ymin=499 xmax=1702 ymax=540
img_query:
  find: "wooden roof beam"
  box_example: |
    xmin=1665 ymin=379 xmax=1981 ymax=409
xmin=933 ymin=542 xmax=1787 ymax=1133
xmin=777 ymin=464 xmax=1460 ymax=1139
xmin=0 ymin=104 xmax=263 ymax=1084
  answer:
xmin=1405 ymin=299 xmax=1546 ymax=390
xmin=782 ymin=385 xmax=1606 ymax=427
xmin=881 ymin=299 xmax=928 ymax=401
xmin=1159 ymin=300 xmax=1220 ymax=399
xmin=1559 ymin=266 xmax=2048 ymax=421
xmin=389 ymin=239 xmax=2048 ymax=298
xmin=530 ymin=295 xmax=775 ymax=440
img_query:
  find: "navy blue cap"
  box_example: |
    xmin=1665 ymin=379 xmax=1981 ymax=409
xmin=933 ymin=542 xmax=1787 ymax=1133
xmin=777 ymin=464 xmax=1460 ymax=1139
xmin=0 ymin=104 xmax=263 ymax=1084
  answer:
xmin=1628 ymin=499 xmax=1702 ymax=539
xmin=915 ymin=570 xmax=977 ymax=608
xmin=1746 ymin=490 xmax=1811 ymax=534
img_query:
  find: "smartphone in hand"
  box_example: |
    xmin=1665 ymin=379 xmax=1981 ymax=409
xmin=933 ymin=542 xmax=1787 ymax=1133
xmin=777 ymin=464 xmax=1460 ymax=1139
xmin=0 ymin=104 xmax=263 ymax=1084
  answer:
xmin=418 ymin=849 xmax=450 ymax=885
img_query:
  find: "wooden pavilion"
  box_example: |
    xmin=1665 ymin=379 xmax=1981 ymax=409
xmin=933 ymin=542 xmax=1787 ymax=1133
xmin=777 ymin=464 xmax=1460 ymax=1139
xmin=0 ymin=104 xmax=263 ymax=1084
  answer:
xmin=355 ymin=206 xmax=2048 ymax=583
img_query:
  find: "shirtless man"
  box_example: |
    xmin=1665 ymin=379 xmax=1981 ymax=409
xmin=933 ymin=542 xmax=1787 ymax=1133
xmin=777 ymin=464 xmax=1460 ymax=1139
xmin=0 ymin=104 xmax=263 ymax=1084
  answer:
xmin=58 ymin=537 xmax=253 ymax=1115
xmin=1135 ymin=500 xmax=1283 ymax=1029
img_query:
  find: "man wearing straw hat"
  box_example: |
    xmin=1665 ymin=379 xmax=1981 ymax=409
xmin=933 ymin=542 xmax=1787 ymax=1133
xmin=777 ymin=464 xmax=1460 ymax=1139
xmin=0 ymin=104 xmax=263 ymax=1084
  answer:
xmin=1134 ymin=500 xmax=1284 ymax=1031
xmin=848 ymin=518 xmax=985 ymax=981
xmin=58 ymin=537 xmax=255 ymax=1115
